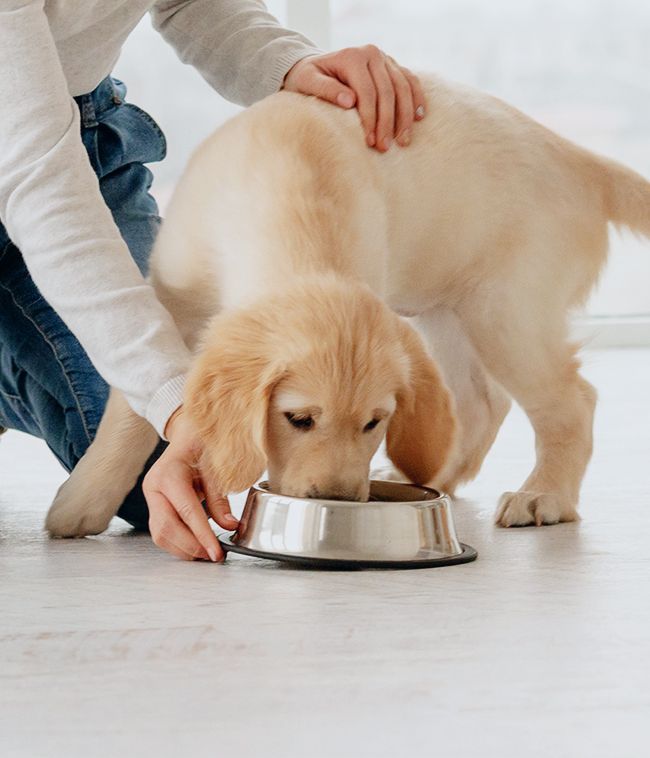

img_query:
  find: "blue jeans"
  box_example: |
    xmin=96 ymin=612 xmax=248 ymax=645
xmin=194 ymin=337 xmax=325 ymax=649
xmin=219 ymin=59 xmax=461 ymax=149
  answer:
xmin=0 ymin=76 xmax=167 ymax=529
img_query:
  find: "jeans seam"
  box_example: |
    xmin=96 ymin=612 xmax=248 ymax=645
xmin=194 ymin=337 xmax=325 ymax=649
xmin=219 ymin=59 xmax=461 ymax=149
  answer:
xmin=0 ymin=387 xmax=40 ymax=431
xmin=122 ymin=103 xmax=167 ymax=159
xmin=0 ymin=238 xmax=12 ymax=261
xmin=0 ymin=388 xmax=23 ymax=401
xmin=0 ymin=279 xmax=93 ymax=446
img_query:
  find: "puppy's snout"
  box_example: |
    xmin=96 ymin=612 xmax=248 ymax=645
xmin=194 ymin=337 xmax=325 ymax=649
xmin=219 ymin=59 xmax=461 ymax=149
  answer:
xmin=307 ymin=481 xmax=370 ymax=502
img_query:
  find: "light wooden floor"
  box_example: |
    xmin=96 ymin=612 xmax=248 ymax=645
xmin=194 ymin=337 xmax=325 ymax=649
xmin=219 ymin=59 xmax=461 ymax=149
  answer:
xmin=1 ymin=348 xmax=649 ymax=758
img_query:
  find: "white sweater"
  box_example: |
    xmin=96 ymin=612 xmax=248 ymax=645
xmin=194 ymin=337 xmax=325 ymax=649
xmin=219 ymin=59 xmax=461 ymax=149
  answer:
xmin=0 ymin=1 xmax=319 ymax=436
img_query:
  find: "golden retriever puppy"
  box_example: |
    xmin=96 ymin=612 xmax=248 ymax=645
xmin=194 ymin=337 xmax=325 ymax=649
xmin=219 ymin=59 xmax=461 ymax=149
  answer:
xmin=184 ymin=274 xmax=457 ymax=501
xmin=46 ymin=73 xmax=650 ymax=536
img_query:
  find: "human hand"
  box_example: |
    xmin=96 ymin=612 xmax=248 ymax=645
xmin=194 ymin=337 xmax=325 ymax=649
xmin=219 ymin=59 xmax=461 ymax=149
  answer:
xmin=282 ymin=46 xmax=426 ymax=152
xmin=143 ymin=407 xmax=239 ymax=561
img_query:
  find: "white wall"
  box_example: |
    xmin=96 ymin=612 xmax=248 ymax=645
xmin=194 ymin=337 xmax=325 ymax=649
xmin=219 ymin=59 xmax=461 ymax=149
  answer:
xmin=287 ymin=0 xmax=331 ymax=48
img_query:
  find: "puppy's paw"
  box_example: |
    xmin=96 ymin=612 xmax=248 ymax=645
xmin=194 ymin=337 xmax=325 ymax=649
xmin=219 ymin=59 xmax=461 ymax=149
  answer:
xmin=45 ymin=480 xmax=114 ymax=538
xmin=495 ymin=490 xmax=579 ymax=528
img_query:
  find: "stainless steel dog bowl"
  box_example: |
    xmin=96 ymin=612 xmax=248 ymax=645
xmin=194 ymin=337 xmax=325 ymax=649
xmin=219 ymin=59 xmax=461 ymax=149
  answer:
xmin=218 ymin=480 xmax=477 ymax=569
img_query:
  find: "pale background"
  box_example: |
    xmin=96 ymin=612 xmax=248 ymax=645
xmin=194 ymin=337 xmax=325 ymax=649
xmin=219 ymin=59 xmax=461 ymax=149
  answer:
xmin=114 ymin=0 xmax=650 ymax=317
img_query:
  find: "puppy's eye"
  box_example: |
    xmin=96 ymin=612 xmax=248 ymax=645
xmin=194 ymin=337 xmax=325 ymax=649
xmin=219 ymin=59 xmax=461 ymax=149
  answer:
xmin=285 ymin=412 xmax=314 ymax=430
xmin=363 ymin=418 xmax=381 ymax=432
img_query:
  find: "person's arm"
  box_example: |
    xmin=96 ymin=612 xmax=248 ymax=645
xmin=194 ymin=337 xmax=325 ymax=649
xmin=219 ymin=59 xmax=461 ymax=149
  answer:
xmin=0 ymin=1 xmax=191 ymax=437
xmin=150 ymin=0 xmax=427 ymax=151
xmin=150 ymin=0 xmax=322 ymax=107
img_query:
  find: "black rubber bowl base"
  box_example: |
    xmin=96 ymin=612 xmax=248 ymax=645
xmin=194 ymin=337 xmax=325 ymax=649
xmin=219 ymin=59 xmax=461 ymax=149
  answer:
xmin=218 ymin=534 xmax=478 ymax=571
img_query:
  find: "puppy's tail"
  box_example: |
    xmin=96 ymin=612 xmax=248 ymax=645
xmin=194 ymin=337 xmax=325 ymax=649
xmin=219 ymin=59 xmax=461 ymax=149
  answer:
xmin=596 ymin=155 xmax=650 ymax=238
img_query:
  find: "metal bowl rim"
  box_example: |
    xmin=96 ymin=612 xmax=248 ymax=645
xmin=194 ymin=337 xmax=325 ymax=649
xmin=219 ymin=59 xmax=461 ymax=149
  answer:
xmin=252 ymin=479 xmax=449 ymax=507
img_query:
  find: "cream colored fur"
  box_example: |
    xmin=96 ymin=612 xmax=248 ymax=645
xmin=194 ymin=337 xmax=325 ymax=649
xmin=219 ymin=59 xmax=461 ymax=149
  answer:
xmin=46 ymin=74 xmax=650 ymax=536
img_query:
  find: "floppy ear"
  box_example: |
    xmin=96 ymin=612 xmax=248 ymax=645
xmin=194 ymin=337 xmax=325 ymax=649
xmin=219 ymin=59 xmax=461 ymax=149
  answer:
xmin=386 ymin=319 xmax=457 ymax=486
xmin=184 ymin=309 xmax=285 ymax=495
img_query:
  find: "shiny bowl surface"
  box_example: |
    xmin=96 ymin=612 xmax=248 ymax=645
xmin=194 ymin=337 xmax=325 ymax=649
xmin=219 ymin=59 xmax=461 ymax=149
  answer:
xmin=218 ymin=480 xmax=477 ymax=569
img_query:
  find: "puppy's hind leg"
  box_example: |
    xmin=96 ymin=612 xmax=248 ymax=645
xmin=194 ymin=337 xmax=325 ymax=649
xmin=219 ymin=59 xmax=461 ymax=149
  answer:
xmin=45 ymin=389 xmax=159 ymax=537
xmin=460 ymin=300 xmax=596 ymax=527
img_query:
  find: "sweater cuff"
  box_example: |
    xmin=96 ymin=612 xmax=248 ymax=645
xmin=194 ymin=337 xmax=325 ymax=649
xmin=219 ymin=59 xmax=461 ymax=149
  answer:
xmin=270 ymin=46 xmax=323 ymax=94
xmin=146 ymin=374 xmax=186 ymax=439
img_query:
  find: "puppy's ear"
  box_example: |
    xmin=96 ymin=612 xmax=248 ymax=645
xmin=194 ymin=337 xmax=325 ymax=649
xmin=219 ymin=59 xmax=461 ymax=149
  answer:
xmin=386 ymin=319 xmax=457 ymax=486
xmin=184 ymin=310 xmax=285 ymax=495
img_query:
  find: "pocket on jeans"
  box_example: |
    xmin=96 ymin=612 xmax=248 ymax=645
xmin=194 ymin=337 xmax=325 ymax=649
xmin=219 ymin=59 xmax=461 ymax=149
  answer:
xmin=95 ymin=102 xmax=167 ymax=178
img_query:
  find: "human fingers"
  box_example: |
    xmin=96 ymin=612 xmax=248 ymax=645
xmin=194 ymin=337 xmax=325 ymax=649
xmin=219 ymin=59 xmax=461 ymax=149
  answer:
xmin=326 ymin=47 xmax=379 ymax=147
xmin=288 ymin=61 xmax=357 ymax=109
xmin=147 ymin=489 xmax=216 ymax=562
xmin=386 ymin=59 xmax=415 ymax=146
xmin=368 ymin=55 xmax=396 ymax=152
xmin=160 ymin=461 xmax=224 ymax=562
xmin=402 ymin=66 xmax=427 ymax=121
xmin=204 ymin=488 xmax=239 ymax=532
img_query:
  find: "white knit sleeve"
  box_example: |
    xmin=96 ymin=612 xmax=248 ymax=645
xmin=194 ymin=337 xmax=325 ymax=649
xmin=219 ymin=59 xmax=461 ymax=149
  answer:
xmin=0 ymin=1 xmax=191 ymax=437
xmin=151 ymin=0 xmax=323 ymax=106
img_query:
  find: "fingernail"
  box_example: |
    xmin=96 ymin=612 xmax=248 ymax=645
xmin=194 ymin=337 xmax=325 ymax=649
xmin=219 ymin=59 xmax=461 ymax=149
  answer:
xmin=381 ymin=137 xmax=392 ymax=151
xmin=208 ymin=547 xmax=219 ymax=562
xmin=225 ymin=514 xmax=239 ymax=525
xmin=415 ymin=105 xmax=425 ymax=119
xmin=367 ymin=132 xmax=375 ymax=147
xmin=398 ymin=130 xmax=411 ymax=146
xmin=337 ymin=92 xmax=354 ymax=108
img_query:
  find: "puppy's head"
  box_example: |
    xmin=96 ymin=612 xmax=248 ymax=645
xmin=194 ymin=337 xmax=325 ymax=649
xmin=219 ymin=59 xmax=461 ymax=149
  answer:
xmin=185 ymin=274 xmax=456 ymax=500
